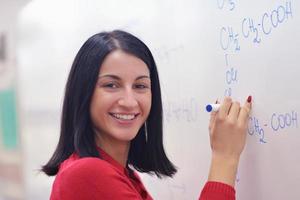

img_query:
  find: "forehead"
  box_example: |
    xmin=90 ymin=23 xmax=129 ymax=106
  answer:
xmin=99 ymin=50 xmax=150 ymax=76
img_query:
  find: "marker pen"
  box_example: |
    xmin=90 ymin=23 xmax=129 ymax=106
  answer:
xmin=205 ymin=104 xmax=221 ymax=112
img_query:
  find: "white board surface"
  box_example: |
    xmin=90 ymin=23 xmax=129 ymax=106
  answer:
xmin=19 ymin=0 xmax=300 ymax=199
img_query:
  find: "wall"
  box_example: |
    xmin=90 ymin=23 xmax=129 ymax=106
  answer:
xmin=17 ymin=0 xmax=300 ymax=199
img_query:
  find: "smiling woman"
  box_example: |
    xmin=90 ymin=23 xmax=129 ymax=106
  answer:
xmin=90 ymin=50 xmax=152 ymax=167
xmin=42 ymin=30 xmax=251 ymax=200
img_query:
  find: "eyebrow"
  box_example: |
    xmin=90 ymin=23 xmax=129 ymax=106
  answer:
xmin=98 ymin=74 xmax=150 ymax=81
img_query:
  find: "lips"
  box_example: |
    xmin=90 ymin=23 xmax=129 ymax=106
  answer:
xmin=109 ymin=113 xmax=139 ymax=121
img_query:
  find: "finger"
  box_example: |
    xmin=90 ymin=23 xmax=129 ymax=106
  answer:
xmin=238 ymin=96 xmax=252 ymax=125
xmin=228 ymin=101 xmax=241 ymax=122
xmin=209 ymin=112 xmax=217 ymax=133
xmin=218 ymin=97 xmax=232 ymax=119
xmin=209 ymin=99 xmax=219 ymax=132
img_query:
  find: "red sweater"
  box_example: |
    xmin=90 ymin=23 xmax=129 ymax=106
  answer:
xmin=50 ymin=149 xmax=235 ymax=200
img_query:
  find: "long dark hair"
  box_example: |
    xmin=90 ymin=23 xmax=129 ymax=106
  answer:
xmin=42 ymin=30 xmax=177 ymax=178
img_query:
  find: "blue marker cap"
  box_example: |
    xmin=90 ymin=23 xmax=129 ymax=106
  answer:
xmin=206 ymin=104 xmax=213 ymax=112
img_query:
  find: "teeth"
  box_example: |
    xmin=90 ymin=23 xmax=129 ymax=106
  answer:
xmin=112 ymin=114 xmax=135 ymax=120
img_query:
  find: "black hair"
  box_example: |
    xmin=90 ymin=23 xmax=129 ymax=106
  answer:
xmin=42 ymin=30 xmax=177 ymax=178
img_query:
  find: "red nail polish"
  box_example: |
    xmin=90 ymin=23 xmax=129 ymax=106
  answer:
xmin=247 ymin=95 xmax=252 ymax=103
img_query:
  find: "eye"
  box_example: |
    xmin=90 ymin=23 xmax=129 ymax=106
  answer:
xmin=103 ymin=83 xmax=118 ymax=88
xmin=134 ymin=84 xmax=149 ymax=89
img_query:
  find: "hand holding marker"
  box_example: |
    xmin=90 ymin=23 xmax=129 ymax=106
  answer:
xmin=206 ymin=96 xmax=252 ymax=112
xmin=206 ymin=96 xmax=252 ymax=187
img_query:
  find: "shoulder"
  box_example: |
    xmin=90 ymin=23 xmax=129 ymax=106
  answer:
xmin=59 ymin=157 xmax=117 ymax=177
xmin=56 ymin=157 xmax=127 ymax=188
xmin=51 ymin=157 xmax=141 ymax=200
xmin=51 ymin=158 xmax=127 ymax=200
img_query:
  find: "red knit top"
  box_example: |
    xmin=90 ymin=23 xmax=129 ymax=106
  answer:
xmin=50 ymin=148 xmax=235 ymax=200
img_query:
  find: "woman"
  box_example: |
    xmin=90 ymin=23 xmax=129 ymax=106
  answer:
xmin=42 ymin=30 xmax=252 ymax=200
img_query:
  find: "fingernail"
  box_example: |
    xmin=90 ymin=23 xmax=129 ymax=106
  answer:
xmin=247 ymin=95 xmax=252 ymax=103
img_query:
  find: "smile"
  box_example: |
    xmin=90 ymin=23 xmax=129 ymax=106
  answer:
xmin=109 ymin=113 xmax=139 ymax=121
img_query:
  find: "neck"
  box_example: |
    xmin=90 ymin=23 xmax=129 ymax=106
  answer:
xmin=95 ymin=133 xmax=130 ymax=167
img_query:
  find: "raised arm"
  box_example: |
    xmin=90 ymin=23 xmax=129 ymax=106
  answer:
xmin=199 ymin=96 xmax=252 ymax=200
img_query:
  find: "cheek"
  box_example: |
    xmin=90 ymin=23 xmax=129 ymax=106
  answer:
xmin=90 ymin=92 xmax=110 ymax=125
xmin=142 ymin=93 xmax=152 ymax=116
xmin=90 ymin=95 xmax=100 ymax=127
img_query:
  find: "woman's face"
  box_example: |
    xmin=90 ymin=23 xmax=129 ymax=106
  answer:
xmin=90 ymin=50 xmax=152 ymax=146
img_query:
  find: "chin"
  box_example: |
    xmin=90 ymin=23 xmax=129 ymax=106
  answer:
xmin=112 ymin=129 xmax=140 ymax=142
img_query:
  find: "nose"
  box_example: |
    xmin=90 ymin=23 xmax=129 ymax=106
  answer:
xmin=118 ymin=88 xmax=138 ymax=109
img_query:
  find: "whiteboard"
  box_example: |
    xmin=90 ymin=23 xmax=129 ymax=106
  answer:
xmin=18 ymin=0 xmax=300 ymax=199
